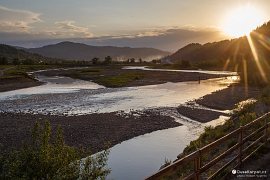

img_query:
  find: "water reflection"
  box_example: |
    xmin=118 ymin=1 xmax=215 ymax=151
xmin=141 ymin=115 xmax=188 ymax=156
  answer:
xmin=0 ymin=79 xmax=229 ymax=115
xmin=107 ymin=125 xmax=196 ymax=180
xmin=0 ymin=75 xmax=104 ymax=100
xmin=123 ymin=66 xmax=237 ymax=75
xmin=107 ymin=112 xmax=229 ymax=180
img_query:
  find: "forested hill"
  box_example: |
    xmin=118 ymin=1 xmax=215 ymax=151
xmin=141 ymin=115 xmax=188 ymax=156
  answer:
xmin=167 ymin=21 xmax=270 ymax=67
xmin=166 ymin=21 xmax=270 ymax=85
xmin=0 ymin=44 xmax=59 ymax=64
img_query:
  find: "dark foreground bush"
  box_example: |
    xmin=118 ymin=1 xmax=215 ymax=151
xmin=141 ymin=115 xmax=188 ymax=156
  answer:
xmin=0 ymin=121 xmax=110 ymax=179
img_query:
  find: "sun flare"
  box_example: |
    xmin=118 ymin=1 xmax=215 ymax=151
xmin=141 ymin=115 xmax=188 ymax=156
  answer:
xmin=222 ymin=5 xmax=265 ymax=37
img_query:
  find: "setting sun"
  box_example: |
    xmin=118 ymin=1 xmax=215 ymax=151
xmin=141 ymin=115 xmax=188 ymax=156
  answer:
xmin=222 ymin=5 xmax=265 ymax=37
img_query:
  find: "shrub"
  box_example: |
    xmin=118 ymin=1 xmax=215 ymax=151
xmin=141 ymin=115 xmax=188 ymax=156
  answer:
xmin=261 ymin=85 xmax=270 ymax=105
xmin=232 ymin=99 xmax=257 ymax=117
xmin=0 ymin=121 xmax=110 ymax=179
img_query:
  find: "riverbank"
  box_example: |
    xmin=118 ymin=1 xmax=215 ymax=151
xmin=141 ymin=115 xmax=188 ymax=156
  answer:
xmin=177 ymin=105 xmax=226 ymax=123
xmin=0 ymin=65 xmax=62 ymax=92
xmin=176 ymin=84 xmax=261 ymax=122
xmin=0 ymin=65 xmax=228 ymax=92
xmin=37 ymin=66 xmax=227 ymax=88
xmin=0 ymin=76 xmax=43 ymax=92
xmin=195 ymin=84 xmax=261 ymax=110
xmin=0 ymin=110 xmax=180 ymax=153
xmin=159 ymin=84 xmax=269 ymax=179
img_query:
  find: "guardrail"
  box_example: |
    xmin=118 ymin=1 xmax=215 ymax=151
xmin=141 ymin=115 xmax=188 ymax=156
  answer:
xmin=146 ymin=112 xmax=270 ymax=180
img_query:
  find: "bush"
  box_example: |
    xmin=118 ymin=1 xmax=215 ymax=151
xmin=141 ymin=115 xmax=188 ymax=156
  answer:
xmin=0 ymin=121 xmax=110 ymax=179
xmin=261 ymin=85 xmax=270 ymax=105
xmin=0 ymin=57 xmax=8 ymax=65
xmin=232 ymin=99 xmax=256 ymax=117
xmin=239 ymin=112 xmax=257 ymax=126
xmin=12 ymin=58 xmax=20 ymax=65
xmin=183 ymin=100 xmax=258 ymax=156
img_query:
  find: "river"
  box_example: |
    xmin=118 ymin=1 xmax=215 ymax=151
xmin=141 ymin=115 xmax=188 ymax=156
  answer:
xmin=0 ymin=67 xmax=237 ymax=179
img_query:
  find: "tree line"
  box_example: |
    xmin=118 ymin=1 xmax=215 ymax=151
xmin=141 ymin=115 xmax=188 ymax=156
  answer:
xmin=0 ymin=55 xmax=160 ymax=66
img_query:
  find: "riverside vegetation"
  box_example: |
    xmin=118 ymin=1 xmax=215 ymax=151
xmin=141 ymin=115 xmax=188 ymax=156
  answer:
xmin=0 ymin=121 xmax=110 ymax=179
xmin=151 ymin=22 xmax=270 ymax=179
xmin=160 ymin=85 xmax=270 ymax=179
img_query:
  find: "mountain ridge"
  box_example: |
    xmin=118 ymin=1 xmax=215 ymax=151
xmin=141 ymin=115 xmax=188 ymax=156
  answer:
xmin=27 ymin=41 xmax=170 ymax=61
xmin=0 ymin=44 xmax=54 ymax=62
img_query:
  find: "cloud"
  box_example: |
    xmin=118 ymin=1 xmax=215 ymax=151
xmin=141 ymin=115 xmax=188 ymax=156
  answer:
xmin=0 ymin=6 xmax=93 ymax=39
xmin=0 ymin=6 xmax=41 ymax=32
xmin=135 ymin=29 xmax=166 ymax=37
xmin=110 ymin=27 xmax=172 ymax=39
xmin=78 ymin=27 xmax=228 ymax=52
xmin=54 ymin=21 xmax=93 ymax=38
xmin=0 ymin=26 xmax=228 ymax=51
xmin=0 ymin=7 xmax=228 ymax=51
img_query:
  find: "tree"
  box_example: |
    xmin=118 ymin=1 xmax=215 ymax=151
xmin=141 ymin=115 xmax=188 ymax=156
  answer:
xmin=152 ymin=59 xmax=161 ymax=64
xmin=139 ymin=58 xmax=142 ymax=64
xmin=22 ymin=59 xmax=34 ymax=65
xmin=12 ymin=58 xmax=20 ymax=65
xmin=130 ymin=58 xmax=135 ymax=63
xmin=92 ymin=57 xmax=99 ymax=65
xmin=104 ymin=56 xmax=112 ymax=64
xmin=181 ymin=60 xmax=191 ymax=68
xmin=0 ymin=121 xmax=110 ymax=179
xmin=0 ymin=57 xmax=8 ymax=65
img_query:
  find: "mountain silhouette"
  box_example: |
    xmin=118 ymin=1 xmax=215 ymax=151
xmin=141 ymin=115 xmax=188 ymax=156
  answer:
xmin=166 ymin=21 xmax=270 ymax=85
xmin=27 ymin=41 xmax=169 ymax=61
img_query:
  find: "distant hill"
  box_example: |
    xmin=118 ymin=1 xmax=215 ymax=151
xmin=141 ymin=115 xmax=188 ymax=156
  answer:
xmin=165 ymin=38 xmax=252 ymax=67
xmin=0 ymin=44 xmax=50 ymax=62
xmin=165 ymin=21 xmax=270 ymax=85
xmin=27 ymin=42 xmax=170 ymax=61
xmin=166 ymin=22 xmax=270 ymax=67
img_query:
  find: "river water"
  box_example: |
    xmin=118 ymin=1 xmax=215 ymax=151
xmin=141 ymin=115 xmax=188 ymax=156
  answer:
xmin=0 ymin=67 xmax=237 ymax=179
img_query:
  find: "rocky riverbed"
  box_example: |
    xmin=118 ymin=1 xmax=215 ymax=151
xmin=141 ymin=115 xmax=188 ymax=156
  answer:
xmin=0 ymin=110 xmax=180 ymax=153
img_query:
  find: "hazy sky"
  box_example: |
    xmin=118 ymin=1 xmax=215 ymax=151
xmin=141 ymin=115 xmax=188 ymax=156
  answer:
xmin=0 ymin=0 xmax=270 ymax=51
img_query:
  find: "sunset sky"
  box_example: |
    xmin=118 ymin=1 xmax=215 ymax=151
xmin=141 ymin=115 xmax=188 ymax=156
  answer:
xmin=0 ymin=0 xmax=269 ymax=51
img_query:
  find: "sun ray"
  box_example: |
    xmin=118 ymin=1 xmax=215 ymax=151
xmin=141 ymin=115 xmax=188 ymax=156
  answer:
xmin=242 ymin=59 xmax=248 ymax=96
xmin=246 ymin=34 xmax=268 ymax=83
xmin=258 ymin=39 xmax=270 ymax=50
xmin=223 ymin=58 xmax=230 ymax=71
xmin=252 ymin=31 xmax=270 ymax=50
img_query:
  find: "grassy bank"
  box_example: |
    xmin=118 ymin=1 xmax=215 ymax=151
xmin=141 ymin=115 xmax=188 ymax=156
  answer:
xmin=0 ymin=64 xmax=97 ymax=92
xmin=162 ymin=85 xmax=270 ymax=179
xmin=97 ymin=72 xmax=144 ymax=87
xmin=0 ymin=65 xmax=65 ymax=92
xmin=61 ymin=66 xmax=144 ymax=87
xmin=39 ymin=65 xmax=225 ymax=88
xmin=0 ymin=64 xmax=230 ymax=91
